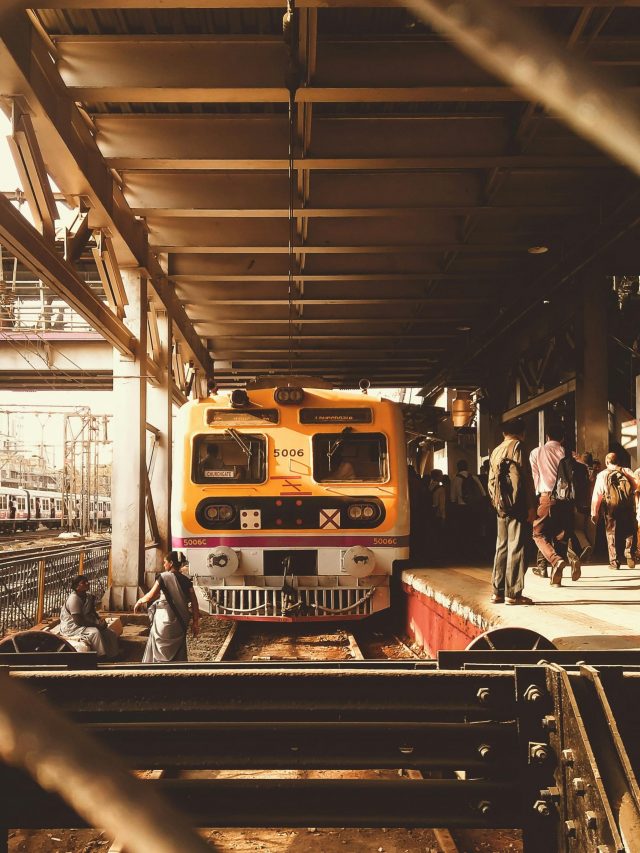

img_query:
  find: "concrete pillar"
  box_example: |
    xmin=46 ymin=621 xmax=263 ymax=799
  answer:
xmin=575 ymin=275 xmax=609 ymax=463
xmin=145 ymin=309 xmax=173 ymax=586
xmin=110 ymin=269 xmax=147 ymax=609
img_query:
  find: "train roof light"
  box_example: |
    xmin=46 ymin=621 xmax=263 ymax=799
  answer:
xmin=230 ymin=389 xmax=250 ymax=408
xmin=274 ymin=386 xmax=304 ymax=405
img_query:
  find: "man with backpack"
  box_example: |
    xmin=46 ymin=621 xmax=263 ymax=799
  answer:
xmin=591 ymin=451 xmax=637 ymax=569
xmin=530 ymin=423 xmax=582 ymax=588
xmin=487 ymin=418 xmax=537 ymax=605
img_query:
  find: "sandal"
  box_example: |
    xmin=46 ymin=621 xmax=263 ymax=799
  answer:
xmin=490 ymin=593 xmax=504 ymax=604
xmin=505 ymin=595 xmax=533 ymax=605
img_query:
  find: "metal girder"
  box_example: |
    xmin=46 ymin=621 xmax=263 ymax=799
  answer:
xmin=0 ymin=194 xmax=135 ymax=356
xmin=23 ymin=0 xmax=640 ymax=6
xmin=2 ymin=775 xmax=520 ymax=830
xmin=85 ymin=720 xmax=517 ymax=770
xmin=95 ymin=113 xmax=605 ymax=167
xmin=11 ymin=668 xmax=518 ymax=717
xmin=122 ymin=169 xmax=611 ymax=214
xmin=7 ymin=111 xmax=58 ymax=238
xmin=55 ymin=32 xmax=636 ymax=105
xmin=0 ymin=11 xmax=213 ymax=376
xmin=0 ymin=369 xmax=113 ymax=389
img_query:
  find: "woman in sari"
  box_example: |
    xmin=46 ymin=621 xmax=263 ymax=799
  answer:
xmin=134 ymin=551 xmax=200 ymax=662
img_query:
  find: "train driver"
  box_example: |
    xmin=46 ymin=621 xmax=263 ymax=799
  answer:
xmin=199 ymin=442 xmax=234 ymax=480
xmin=331 ymin=445 xmax=357 ymax=480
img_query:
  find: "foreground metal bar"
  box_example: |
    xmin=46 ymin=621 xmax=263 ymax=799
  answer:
xmin=84 ymin=720 xmax=518 ymax=770
xmin=1 ymin=662 xmax=638 ymax=851
xmin=10 ymin=667 xmax=519 ymax=719
xmin=0 ymin=672 xmax=212 ymax=853
xmin=2 ymin=777 xmax=520 ymax=829
xmin=400 ymin=0 xmax=640 ymax=176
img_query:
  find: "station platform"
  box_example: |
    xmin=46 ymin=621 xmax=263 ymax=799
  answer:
xmin=402 ymin=564 xmax=640 ymax=656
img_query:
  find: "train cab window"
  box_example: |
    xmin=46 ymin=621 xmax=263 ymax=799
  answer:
xmin=192 ymin=433 xmax=266 ymax=484
xmin=0 ymin=495 xmax=7 ymax=511
xmin=313 ymin=433 xmax=388 ymax=483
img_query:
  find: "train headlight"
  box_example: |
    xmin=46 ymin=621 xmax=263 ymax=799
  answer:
xmin=274 ymin=386 xmax=304 ymax=405
xmin=206 ymin=546 xmax=239 ymax=578
xmin=218 ymin=505 xmax=234 ymax=522
xmin=347 ymin=503 xmax=378 ymax=523
xmin=203 ymin=504 xmax=235 ymax=523
xmin=342 ymin=546 xmax=376 ymax=578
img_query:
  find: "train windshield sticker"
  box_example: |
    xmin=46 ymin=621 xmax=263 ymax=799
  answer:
xmin=300 ymin=408 xmax=373 ymax=424
xmin=207 ymin=409 xmax=279 ymax=425
xmin=319 ymin=508 xmax=341 ymax=529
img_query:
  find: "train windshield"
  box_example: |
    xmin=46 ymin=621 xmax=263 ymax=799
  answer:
xmin=313 ymin=432 xmax=388 ymax=482
xmin=192 ymin=433 xmax=266 ymax=484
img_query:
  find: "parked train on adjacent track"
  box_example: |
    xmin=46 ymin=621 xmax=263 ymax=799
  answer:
xmin=172 ymin=381 xmax=409 ymax=621
xmin=0 ymin=486 xmax=111 ymax=533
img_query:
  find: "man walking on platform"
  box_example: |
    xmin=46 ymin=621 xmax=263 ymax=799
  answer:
xmin=591 ymin=452 xmax=637 ymax=569
xmin=487 ymin=418 xmax=537 ymax=605
xmin=530 ymin=423 xmax=581 ymax=588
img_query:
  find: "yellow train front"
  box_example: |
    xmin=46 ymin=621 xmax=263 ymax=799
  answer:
xmin=172 ymin=382 xmax=409 ymax=621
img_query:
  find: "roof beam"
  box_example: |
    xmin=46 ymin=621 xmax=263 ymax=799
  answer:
xmin=0 ymin=10 xmax=213 ymax=375
xmin=26 ymin=1 xmax=640 ymax=11
xmin=0 ymin=193 xmax=135 ymax=357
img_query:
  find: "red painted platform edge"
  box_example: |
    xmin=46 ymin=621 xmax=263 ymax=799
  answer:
xmin=402 ymin=581 xmax=483 ymax=658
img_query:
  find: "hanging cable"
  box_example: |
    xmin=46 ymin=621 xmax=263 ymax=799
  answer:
xmin=283 ymin=0 xmax=299 ymax=378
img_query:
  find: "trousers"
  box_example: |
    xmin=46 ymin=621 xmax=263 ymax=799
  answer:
xmin=532 ymin=494 xmax=577 ymax=567
xmin=492 ymin=514 xmax=528 ymax=598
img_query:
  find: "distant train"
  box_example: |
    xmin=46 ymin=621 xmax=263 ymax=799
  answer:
xmin=171 ymin=380 xmax=409 ymax=621
xmin=0 ymin=486 xmax=111 ymax=533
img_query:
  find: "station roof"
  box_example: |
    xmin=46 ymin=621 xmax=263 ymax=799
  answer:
xmin=1 ymin=1 xmax=639 ymax=392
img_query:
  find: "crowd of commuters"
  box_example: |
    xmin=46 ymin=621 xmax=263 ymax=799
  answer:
xmin=409 ymin=416 xmax=640 ymax=607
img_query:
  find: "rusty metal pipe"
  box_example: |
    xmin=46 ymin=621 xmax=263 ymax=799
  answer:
xmin=0 ymin=672 xmax=213 ymax=853
xmin=398 ymin=0 xmax=640 ymax=176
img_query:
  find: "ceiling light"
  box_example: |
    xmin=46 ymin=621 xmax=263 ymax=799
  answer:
xmin=528 ymin=245 xmax=549 ymax=254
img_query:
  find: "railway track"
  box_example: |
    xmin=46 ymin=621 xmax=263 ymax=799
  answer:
xmin=213 ymin=618 xmax=423 ymax=663
xmin=0 ymin=537 xmax=110 ymax=565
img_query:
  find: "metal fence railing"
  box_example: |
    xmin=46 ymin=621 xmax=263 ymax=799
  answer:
xmin=0 ymin=542 xmax=111 ymax=637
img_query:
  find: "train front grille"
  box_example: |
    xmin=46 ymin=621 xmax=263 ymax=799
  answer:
xmin=204 ymin=585 xmax=375 ymax=618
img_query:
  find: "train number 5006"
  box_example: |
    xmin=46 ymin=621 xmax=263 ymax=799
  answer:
xmin=273 ymin=448 xmax=305 ymax=458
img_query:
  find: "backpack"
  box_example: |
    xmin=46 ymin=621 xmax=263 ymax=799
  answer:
xmin=459 ymin=473 xmax=484 ymax=505
xmin=489 ymin=440 xmax=522 ymax=518
xmin=604 ymin=469 xmax=635 ymax=517
xmin=552 ymin=456 xmax=575 ymax=502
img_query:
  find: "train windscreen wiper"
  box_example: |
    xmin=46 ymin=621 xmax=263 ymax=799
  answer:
xmin=224 ymin=428 xmax=253 ymax=459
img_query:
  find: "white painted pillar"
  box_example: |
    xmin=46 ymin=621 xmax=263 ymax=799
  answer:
xmin=110 ymin=269 xmax=147 ymax=609
xmin=145 ymin=309 xmax=173 ymax=587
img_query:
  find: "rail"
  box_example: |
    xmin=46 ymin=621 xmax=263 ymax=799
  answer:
xmin=0 ymin=655 xmax=639 ymax=851
xmin=0 ymin=540 xmax=111 ymax=636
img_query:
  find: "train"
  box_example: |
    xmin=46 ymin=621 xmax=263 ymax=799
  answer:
xmin=171 ymin=380 xmax=409 ymax=621
xmin=0 ymin=486 xmax=111 ymax=533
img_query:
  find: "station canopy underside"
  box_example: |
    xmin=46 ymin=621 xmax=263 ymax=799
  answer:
xmin=2 ymin=1 xmax=640 ymax=391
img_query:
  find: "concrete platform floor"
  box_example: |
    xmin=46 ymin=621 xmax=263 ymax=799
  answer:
xmin=403 ymin=563 xmax=640 ymax=651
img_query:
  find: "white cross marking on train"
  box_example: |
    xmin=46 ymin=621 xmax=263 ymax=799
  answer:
xmin=319 ymin=509 xmax=340 ymax=529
